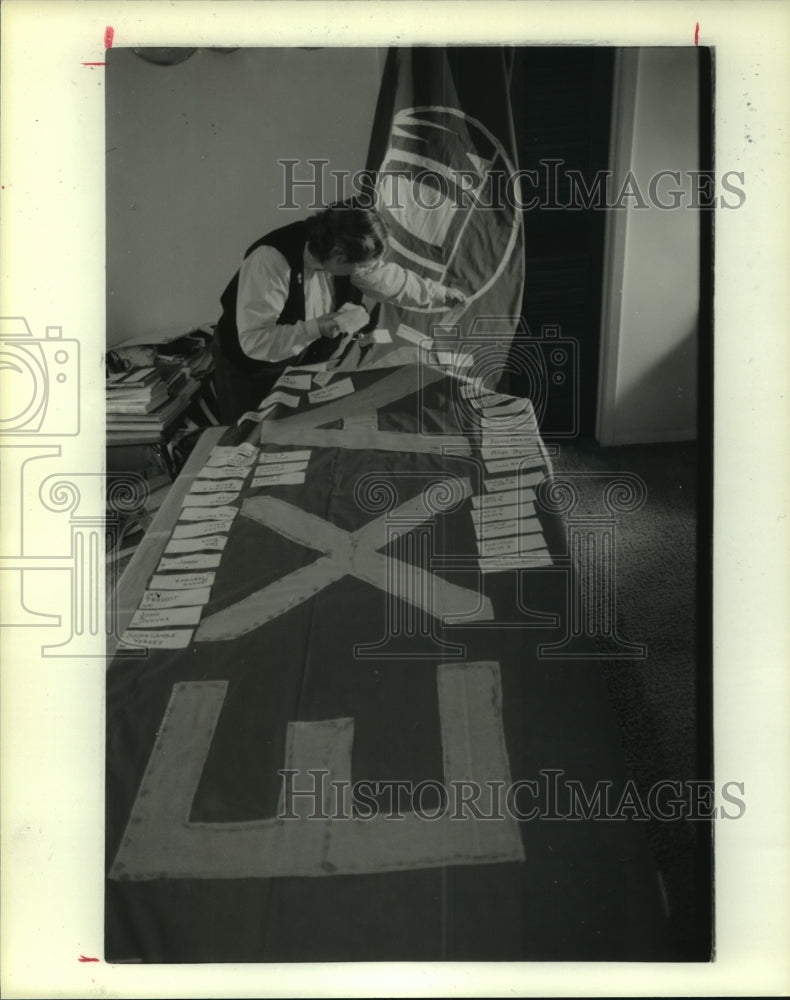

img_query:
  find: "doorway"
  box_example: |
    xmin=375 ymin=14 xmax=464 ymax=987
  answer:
xmin=507 ymin=47 xmax=615 ymax=441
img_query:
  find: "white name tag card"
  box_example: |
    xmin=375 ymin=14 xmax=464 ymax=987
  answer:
xmin=130 ymin=606 xmax=204 ymax=629
xmin=237 ymin=410 xmax=268 ymax=425
xmin=276 ymin=372 xmax=313 ymax=391
xmin=474 ymin=517 xmax=540 ymax=538
xmin=433 ymin=351 xmax=474 ymax=368
xmin=140 ymin=587 xmax=212 ymax=609
xmin=156 ymin=553 xmax=223 ymax=571
xmin=251 ymin=472 xmax=306 ymax=488
xmin=484 ymin=471 xmax=547 ymax=492
xmin=188 ymin=479 xmax=246 ymax=493
xmin=164 ymin=535 xmax=227 ymax=554
xmin=309 ymin=378 xmax=355 ymax=404
xmin=477 ymin=533 xmax=547 ymax=557
xmin=179 ymin=506 xmax=239 ymax=522
xmin=259 ymin=450 xmax=312 ymax=465
xmin=481 ymin=446 xmax=543 ymax=462
xmin=265 ymin=390 xmax=300 ymax=408
xmin=230 ymin=443 xmax=260 ymax=465
xmin=396 ymin=324 xmax=433 ymax=348
xmin=181 ymin=492 xmax=240 ymax=507
xmin=149 ymin=572 xmax=216 ymax=590
xmin=358 ymin=329 xmax=392 ymax=346
xmin=120 ymin=629 xmax=195 ymax=650
xmin=252 ymin=461 xmax=308 ymax=476
xmin=471 ymin=505 xmax=539 ymax=528
xmin=196 ymin=466 xmax=254 ymax=480
xmin=485 ymin=455 xmax=546 ymax=475
xmin=480 ymin=435 xmax=535 ymax=449
xmin=470 ymin=488 xmax=537 ymax=509
xmin=205 ymin=445 xmax=257 ymax=468
xmin=172 ymin=519 xmax=235 ymax=539
xmin=478 ymin=549 xmax=553 ymax=574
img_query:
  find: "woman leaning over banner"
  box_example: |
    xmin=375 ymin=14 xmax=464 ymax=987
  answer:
xmin=212 ymin=203 xmax=465 ymax=423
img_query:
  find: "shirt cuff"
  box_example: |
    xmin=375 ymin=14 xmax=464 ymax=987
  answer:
xmin=303 ymin=318 xmax=321 ymax=345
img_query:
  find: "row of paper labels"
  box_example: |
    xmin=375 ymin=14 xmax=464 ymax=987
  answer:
xmin=119 ymin=441 xmax=310 ymax=650
xmin=233 ymin=347 xmax=515 ymax=430
xmin=235 ymin=371 xmax=357 ymax=427
xmin=460 ymin=383 xmax=554 ymax=573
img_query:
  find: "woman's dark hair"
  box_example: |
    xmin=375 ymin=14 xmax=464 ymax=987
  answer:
xmin=305 ymin=202 xmax=389 ymax=264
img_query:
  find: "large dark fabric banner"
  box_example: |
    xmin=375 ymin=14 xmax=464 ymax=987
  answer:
xmin=349 ymin=47 xmax=525 ymax=375
xmin=105 ymin=362 xmax=671 ymax=962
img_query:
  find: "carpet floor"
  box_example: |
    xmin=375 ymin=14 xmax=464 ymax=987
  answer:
xmin=552 ymin=437 xmax=710 ymax=959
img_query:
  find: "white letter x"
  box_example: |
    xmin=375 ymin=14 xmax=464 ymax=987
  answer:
xmin=195 ymin=483 xmax=493 ymax=642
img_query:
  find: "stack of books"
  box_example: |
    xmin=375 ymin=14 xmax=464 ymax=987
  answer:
xmin=107 ymin=367 xmax=169 ymax=413
xmin=107 ymin=363 xmax=200 ymax=443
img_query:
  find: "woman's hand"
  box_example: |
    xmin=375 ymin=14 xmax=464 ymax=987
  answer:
xmin=443 ymin=287 xmax=467 ymax=305
xmin=317 ymin=305 xmax=370 ymax=337
xmin=316 ymin=314 xmax=341 ymax=338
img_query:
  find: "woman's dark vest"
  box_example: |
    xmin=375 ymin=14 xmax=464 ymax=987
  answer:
xmin=214 ymin=221 xmax=364 ymax=374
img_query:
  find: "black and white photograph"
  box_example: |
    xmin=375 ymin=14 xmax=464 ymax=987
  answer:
xmin=1 ymin=2 xmax=789 ymax=997
xmin=103 ymin=42 xmax=713 ymax=964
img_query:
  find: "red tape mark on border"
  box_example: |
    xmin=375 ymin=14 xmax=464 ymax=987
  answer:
xmin=694 ymin=22 xmax=700 ymax=45
xmin=82 ymin=25 xmax=113 ymax=65
xmin=78 ymin=955 xmax=100 ymax=963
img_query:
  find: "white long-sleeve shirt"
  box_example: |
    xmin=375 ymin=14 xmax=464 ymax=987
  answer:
xmin=236 ymin=246 xmax=453 ymax=362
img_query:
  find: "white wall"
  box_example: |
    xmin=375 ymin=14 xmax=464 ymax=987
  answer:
xmin=106 ymin=47 xmax=383 ymax=347
xmin=597 ymin=48 xmax=700 ymax=445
